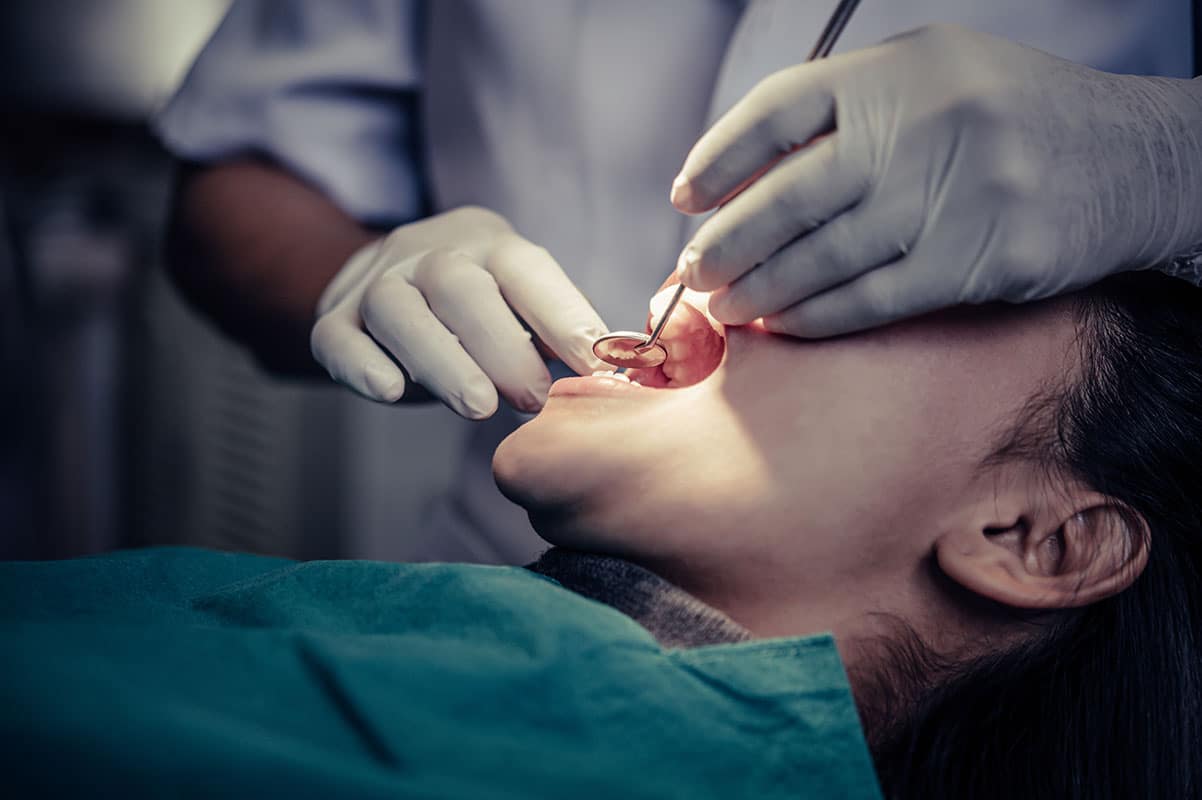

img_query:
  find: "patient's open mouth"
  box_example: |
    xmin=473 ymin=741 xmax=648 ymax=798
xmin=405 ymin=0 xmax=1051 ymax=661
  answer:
xmin=624 ymin=285 xmax=725 ymax=389
xmin=549 ymin=285 xmax=725 ymax=400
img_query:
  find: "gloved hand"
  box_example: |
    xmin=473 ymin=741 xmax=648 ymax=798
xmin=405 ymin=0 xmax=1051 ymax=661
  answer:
xmin=672 ymin=24 xmax=1202 ymax=337
xmin=311 ymin=206 xmax=608 ymax=419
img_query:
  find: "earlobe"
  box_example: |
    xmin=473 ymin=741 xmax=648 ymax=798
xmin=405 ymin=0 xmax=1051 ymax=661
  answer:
xmin=935 ymin=503 xmax=1150 ymax=611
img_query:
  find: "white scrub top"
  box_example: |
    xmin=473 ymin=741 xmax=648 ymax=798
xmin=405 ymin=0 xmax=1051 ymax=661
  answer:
xmin=157 ymin=0 xmax=1194 ymax=564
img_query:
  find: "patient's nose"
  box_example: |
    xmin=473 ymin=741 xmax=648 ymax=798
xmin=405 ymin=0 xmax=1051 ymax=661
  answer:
xmin=626 ymin=284 xmax=725 ymax=387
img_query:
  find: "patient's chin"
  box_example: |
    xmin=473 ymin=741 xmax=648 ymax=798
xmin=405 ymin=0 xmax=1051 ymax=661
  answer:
xmin=492 ymin=428 xmax=544 ymax=508
xmin=493 ymin=439 xmax=585 ymax=548
xmin=492 ymin=422 xmax=636 ymax=551
xmin=493 ymin=425 xmax=588 ymax=516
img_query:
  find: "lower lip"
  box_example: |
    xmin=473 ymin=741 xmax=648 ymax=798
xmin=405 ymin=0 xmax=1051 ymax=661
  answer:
xmin=548 ymin=375 xmax=648 ymax=399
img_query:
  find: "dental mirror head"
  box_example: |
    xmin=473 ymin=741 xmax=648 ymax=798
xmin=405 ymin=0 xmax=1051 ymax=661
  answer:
xmin=592 ymin=332 xmax=668 ymax=369
xmin=593 ymin=283 xmax=687 ymax=369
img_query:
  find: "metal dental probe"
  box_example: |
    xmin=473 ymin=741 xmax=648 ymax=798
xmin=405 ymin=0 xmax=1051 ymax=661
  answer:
xmin=592 ymin=0 xmax=863 ymax=371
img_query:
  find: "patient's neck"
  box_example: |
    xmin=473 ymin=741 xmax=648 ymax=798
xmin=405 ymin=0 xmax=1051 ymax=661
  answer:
xmin=627 ymin=546 xmax=938 ymax=664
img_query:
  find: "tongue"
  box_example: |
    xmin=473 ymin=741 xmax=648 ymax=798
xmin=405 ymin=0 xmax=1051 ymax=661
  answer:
xmin=626 ymin=286 xmax=725 ymax=388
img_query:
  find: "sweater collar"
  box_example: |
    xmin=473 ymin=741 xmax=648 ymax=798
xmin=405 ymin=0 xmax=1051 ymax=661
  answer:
xmin=527 ymin=548 xmax=753 ymax=648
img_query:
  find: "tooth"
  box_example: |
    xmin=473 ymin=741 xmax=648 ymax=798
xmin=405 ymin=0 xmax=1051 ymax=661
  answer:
xmin=592 ymin=369 xmax=635 ymax=384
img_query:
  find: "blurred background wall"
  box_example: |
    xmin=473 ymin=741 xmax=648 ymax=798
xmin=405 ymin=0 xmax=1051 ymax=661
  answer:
xmin=0 ymin=0 xmax=469 ymax=561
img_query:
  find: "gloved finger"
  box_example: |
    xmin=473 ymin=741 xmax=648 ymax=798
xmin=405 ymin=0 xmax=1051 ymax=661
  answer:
xmin=360 ymin=264 xmax=499 ymax=420
xmin=761 ymin=257 xmax=955 ymax=338
xmin=484 ymin=233 xmax=609 ymax=376
xmin=681 ymin=135 xmax=866 ymax=292
xmin=412 ymin=249 xmax=552 ymax=414
xmin=672 ymin=59 xmax=838 ymax=214
xmin=707 ymin=202 xmax=916 ymax=325
xmin=316 ymin=238 xmax=383 ymax=315
xmin=310 ymin=303 xmax=408 ymax=403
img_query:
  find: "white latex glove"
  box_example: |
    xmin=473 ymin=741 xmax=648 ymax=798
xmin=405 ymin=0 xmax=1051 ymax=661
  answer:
xmin=672 ymin=24 xmax=1202 ymax=337
xmin=311 ymin=206 xmax=608 ymax=419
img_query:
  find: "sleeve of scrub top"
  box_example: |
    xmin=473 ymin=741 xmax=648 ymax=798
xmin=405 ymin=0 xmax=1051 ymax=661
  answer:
xmin=154 ymin=0 xmax=426 ymax=226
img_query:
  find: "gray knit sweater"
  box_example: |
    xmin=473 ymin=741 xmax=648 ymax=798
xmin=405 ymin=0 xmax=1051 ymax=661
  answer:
xmin=527 ymin=548 xmax=752 ymax=648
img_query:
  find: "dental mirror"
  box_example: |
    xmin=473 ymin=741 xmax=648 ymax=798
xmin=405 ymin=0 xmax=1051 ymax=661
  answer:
xmin=592 ymin=283 xmax=686 ymax=369
xmin=593 ymin=0 xmax=863 ymax=371
xmin=592 ymin=332 xmax=667 ymax=369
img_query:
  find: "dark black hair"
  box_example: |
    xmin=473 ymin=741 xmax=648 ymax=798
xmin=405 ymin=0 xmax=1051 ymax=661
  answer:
xmin=871 ymin=271 xmax=1202 ymax=799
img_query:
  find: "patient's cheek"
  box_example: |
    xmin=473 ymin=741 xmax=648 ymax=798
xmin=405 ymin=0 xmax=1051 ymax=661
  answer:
xmin=626 ymin=287 xmax=725 ymax=388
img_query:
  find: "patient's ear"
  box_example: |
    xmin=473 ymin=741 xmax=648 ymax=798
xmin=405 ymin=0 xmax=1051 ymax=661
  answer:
xmin=934 ymin=484 xmax=1150 ymax=610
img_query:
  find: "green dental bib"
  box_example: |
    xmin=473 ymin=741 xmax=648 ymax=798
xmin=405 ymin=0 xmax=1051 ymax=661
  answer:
xmin=0 ymin=547 xmax=882 ymax=799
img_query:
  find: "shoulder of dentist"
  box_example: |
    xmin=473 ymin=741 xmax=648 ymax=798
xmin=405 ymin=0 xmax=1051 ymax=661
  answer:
xmin=675 ymin=0 xmax=1202 ymax=337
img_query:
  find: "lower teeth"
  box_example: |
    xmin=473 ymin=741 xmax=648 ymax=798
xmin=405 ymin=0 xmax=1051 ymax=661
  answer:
xmin=591 ymin=370 xmax=641 ymax=386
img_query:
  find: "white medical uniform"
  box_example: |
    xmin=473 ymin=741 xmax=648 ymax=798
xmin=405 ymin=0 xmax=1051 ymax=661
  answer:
xmin=157 ymin=0 xmax=1194 ymax=564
